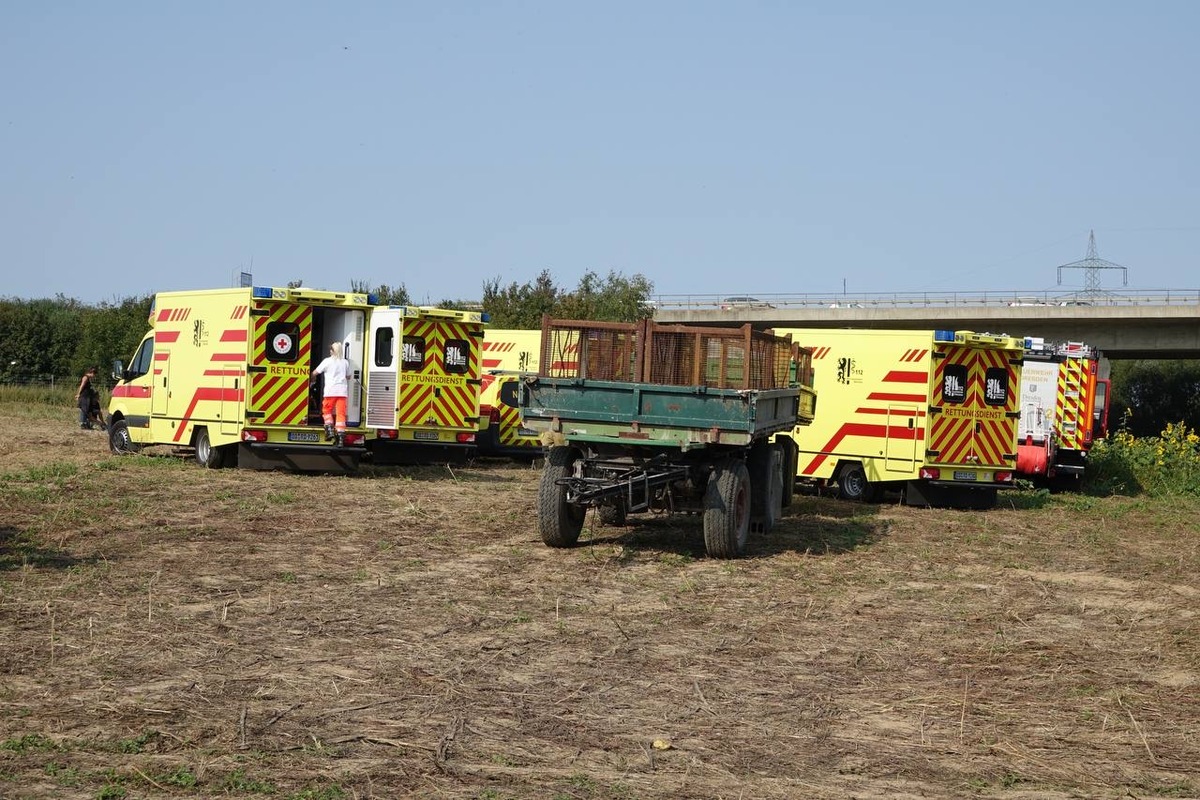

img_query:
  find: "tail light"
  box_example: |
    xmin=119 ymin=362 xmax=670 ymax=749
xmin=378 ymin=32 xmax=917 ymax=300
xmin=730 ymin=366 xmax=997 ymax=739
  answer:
xmin=241 ymin=429 xmax=267 ymax=442
xmin=456 ymin=432 xmax=476 ymax=444
xmin=919 ymin=467 xmax=940 ymax=480
xmin=342 ymin=433 xmax=366 ymax=446
xmin=376 ymin=429 xmax=399 ymax=440
xmin=994 ymin=471 xmax=1013 ymax=483
xmin=490 ymin=407 xmax=501 ymax=425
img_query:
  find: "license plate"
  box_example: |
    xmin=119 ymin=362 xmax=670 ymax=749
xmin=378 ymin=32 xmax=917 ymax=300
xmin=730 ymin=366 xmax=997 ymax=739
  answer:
xmin=413 ymin=431 xmax=439 ymax=441
xmin=288 ymin=431 xmax=321 ymax=443
xmin=953 ymin=470 xmax=977 ymax=481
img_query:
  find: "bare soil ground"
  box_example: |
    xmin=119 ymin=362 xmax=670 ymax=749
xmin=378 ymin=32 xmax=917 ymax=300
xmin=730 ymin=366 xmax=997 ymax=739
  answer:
xmin=2 ymin=405 xmax=1199 ymax=799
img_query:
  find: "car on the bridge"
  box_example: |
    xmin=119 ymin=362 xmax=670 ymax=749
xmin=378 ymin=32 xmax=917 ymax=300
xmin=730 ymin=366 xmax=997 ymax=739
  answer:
xmin=720 ymin=296 xmax=774 ymax=310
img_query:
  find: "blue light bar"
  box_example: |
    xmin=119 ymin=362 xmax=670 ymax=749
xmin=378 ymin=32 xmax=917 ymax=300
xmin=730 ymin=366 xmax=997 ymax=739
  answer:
xmin=252 ymin=286 xmax=273 ymax=299
xmin=934 ymin=330 xmax=956 ymax=342
xmin=367 ymin=292 xmax=380 ymax=305
xmin=481 ymin=312 xmax=491 ymax=323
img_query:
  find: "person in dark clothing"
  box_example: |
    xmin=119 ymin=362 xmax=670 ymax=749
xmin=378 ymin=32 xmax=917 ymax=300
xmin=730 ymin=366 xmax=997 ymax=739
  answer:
xmin=75 ymin=366 xmax=105 ymax=430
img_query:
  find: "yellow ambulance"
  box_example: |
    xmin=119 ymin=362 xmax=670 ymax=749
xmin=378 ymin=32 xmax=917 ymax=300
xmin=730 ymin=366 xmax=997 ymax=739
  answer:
xmin=108 ymin=285 xmax=373 ymax=471
xmin=774 ymin=328 xmax=1025 ymax=509
xmin=477 ymin=329 xmax=541 ymax=458
xmin=364 ymin=305 xmax=486 ymax=464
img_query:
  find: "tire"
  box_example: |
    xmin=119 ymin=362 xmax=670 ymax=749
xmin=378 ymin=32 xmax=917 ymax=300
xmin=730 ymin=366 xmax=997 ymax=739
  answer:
xmin=108 ymin=419 xmax=139 ymax=455
xmin=703 ymin=459 xmax=751 ymax=558
xmin=598 ymin=502 xmax=627 ymax=527
xmin=538 ymin=446 xmax=586 ymax=548
xmin=837 ymin=463 xmax=873 ymax=502
xmin=194 ymin=428 xmax=224 ymax=469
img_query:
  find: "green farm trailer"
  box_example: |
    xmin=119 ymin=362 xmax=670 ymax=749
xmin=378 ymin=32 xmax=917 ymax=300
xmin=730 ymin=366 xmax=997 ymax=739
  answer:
xmin=519 ymin=317 xmax=816 ymax=558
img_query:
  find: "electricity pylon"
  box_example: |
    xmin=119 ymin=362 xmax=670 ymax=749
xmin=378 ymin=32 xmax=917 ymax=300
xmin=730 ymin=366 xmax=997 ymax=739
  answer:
xmin=1057 ymin=230 xmax=1128 ymax=297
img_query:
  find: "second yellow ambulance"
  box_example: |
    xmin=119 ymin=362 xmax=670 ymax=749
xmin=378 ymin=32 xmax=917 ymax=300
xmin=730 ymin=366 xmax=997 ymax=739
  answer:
xmin=774 ymin=327 xmax=1025 ymax=509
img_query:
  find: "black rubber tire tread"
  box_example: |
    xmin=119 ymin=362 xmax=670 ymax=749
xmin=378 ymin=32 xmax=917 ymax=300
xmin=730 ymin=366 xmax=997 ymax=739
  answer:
xmin=598 ymin=503 xmax=626 ymax=527
xmin=538 ymin=446 xmax=586 ymax=548
xmin=194 ymin=428 xmax=224 ymax=469
xmin=108 ymin=419 xmax=139 ymax=455
xmin=837 ymin=463 xmax=870 ymax=502
xmin=703 ymin=458 xmax=751 ymax=559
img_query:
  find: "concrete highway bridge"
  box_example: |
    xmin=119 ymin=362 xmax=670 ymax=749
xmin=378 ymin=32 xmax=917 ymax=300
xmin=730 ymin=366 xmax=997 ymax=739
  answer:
xmin=651 ymin=289 xmax=1200 ymax=360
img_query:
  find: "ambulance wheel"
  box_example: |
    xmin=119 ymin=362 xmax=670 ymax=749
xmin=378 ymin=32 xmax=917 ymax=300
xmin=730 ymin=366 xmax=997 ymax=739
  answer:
xmin=194 ymin=428 xmax=224 ymax=469
xmin=703 ymin=459 xmax=751 ymax=559
xmin=598 ymin=502 xmax=626 ymax=527
xmin=539 ymin=446 xmax=586 ymax=548
xmin=837 ymin=464 xmax=875 ymax=502
xmin=108 ymin=419 xmax=139 ymax=455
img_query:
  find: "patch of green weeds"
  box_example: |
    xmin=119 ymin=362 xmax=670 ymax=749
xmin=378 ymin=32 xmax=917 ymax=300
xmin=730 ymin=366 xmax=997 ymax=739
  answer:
xmin=278 ymin=571 xmax=297 ymax=584
xmin=115 ymin=730 xmax=158 ymax=754
xmin=157 ymin=766 xmax=197 ymax=788
xmin=2 ymin=462 xmax=79 ymax=483
xmin=97 ymin=782 xmax=128 ymax=799
xmin=286 ymin=784 xmax=347 ymax=800
xmin=220 ymin=768 xmax=277 ymax=793
xmin=44 ymin=761 xmax=83 ymax=787
xmin=265 ymin=491 xmax=297 ymax=505
xmin=568 ymin=774 xmax=598 ymax=792
xmin=0 ymin=733 xmax=59 ymax=752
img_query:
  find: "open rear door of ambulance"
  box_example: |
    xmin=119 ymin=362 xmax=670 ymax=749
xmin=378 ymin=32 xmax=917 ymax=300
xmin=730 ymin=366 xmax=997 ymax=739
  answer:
xmin=365 ymin=307 xmax=402 ymax=429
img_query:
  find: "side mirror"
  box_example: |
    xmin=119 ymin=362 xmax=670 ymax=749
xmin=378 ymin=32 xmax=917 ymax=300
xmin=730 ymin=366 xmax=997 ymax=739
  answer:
xmin=111 ymin=359 xmax=125 ymax=382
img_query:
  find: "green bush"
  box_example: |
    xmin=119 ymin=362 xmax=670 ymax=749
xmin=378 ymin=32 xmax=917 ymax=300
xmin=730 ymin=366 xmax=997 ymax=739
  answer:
xmin=1086 ymin=419 xmax=1200 ymax=497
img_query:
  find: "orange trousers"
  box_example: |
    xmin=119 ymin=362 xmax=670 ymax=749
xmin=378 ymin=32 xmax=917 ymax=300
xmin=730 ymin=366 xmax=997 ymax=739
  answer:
xmin=322 ymin=397 xmax=347 ymax=432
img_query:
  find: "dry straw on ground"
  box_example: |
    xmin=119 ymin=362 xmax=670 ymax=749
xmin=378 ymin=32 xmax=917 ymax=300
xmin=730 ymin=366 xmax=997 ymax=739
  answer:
xmin=1 ymin=407 xmax=1198 ymax=799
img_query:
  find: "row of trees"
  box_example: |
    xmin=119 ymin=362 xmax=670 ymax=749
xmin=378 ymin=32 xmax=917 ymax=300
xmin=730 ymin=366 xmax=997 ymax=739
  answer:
xmin=0 ymin=270 xmax=655 ymax=385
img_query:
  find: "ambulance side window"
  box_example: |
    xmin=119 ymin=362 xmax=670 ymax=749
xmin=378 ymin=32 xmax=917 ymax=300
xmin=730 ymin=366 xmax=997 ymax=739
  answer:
xmin=942 ymin=364 xmax=968 ymax=404
xmin=374 ymin=328 xmax=394 ymax=368
xmin=499 ymin=380 xmax=519 ymax=409
xmin=264 ymin=321 xmax=300 ymax=363
xmin=444 ymin=338 xmax=470 ymax=375
xmin=984 ymin=367 xmax=1009 ymax=406
xmin=402 ymin=336 xmax=425 ymax=370
xmin=129 ymin=338 xmax=154 ymax=379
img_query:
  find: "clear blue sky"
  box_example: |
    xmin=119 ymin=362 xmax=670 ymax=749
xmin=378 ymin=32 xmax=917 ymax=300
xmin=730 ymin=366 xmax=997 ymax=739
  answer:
xmin=3 ymin=1 xmax=1198 ymax=304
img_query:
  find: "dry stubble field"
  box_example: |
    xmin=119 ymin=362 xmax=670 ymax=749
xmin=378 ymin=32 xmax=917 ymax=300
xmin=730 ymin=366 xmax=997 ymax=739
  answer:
xmin=1 ymin=404 xmax=1199 ymax=800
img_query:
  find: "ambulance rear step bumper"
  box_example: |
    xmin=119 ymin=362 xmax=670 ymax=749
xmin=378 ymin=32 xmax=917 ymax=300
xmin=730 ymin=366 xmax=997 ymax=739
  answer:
xmin=368 ymin=439 xmax=475 ymax=466
xmin=237 ymin=442 xmax=363 ymax=473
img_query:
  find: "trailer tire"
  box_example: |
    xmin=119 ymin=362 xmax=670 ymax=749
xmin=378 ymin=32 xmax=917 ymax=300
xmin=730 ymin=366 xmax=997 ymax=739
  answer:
xmin=194 ymin=428 xmax=225 ymax=469
xmin=539 ymin=446 xmax=586 ymax=548
xmin=704 ymin=459 xmax=751 ymax=558
xmin=108 ymin=419 xmax=139 ymax=455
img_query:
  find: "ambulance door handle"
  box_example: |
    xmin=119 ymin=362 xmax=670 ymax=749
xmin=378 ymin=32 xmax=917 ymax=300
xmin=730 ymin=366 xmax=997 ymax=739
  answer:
xmin=908 ymin=419 xmax=914 ymax=429
xmin=434 ymin=387 xmax=441 ymax=397
xmin=975 ymin=422 xmax=982 ymax=434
